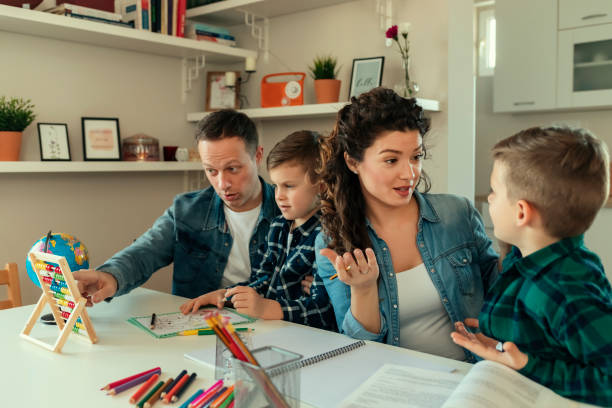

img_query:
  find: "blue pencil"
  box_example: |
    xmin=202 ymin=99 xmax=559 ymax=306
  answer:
xmin=179 ymin=389 xmax=203 ymax=408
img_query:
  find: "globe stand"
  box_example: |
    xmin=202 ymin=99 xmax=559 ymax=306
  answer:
xmin=21 ymin=251 xmax=97 ymax=353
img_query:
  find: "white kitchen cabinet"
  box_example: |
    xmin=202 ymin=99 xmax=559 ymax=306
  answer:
xmin=493 ymin=0 xmax=558 ymax=113
xmin=559 ymin=0 xmax=612 ymax=30
xmin=558 ymin=23 xmax=612 ymax=109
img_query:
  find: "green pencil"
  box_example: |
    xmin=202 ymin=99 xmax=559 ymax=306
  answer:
xmin=137 ymin=380 xmax=164 ymax=408
xmin=198 ymin=327 xmax=250 ymax=335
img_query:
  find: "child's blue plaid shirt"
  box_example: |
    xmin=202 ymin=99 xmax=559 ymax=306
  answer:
xmin=237 ymin=212 xmax=337 ymax=331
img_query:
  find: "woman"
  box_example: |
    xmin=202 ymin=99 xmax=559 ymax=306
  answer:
xmin=315 ymin=87 xmax=498 ymax=361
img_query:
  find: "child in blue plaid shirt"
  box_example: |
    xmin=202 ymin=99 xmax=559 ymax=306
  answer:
xmin=181 ymin=130 xmax=336 ymax=331
xmin=451 ymin=126 xmax=612 ymax=406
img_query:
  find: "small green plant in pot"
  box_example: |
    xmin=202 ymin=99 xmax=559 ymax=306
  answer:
xmin=0 ymin=96 xmax=36 ymax=161
xmin=309 ymin=55 xmax=342 ymax=104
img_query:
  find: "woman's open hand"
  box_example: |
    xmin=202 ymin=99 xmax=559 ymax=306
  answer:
xmin=320 ymin=247 xmax=379 ymax=291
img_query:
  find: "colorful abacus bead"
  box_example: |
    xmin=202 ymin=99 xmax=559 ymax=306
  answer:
xmin=61 ymin=311 xmax=70 ymax=319
xmin=68 ymin=301 xmax=75 ymax=308
xmin=45 ymin=264 xmax=54 ymax=271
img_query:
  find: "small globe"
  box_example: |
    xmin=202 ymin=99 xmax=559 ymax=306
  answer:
xmin=26 ymin=233 xmax=89 ymax=287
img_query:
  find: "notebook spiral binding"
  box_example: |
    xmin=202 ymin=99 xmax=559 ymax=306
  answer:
xmin=268 ymin=340 xmax=366 ymax=377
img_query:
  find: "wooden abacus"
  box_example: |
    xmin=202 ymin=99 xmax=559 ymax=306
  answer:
xmin=21 ymin=251 xmax=98 ymax=353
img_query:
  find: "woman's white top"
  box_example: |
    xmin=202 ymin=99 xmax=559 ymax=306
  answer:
xmin=396 ymin=263 xmax=466 ymax=360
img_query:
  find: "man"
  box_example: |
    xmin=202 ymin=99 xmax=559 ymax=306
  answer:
xmin=73 ymin=109 xmax=280 ymax=303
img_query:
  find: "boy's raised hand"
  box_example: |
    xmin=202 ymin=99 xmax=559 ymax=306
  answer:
xmin=224 ymin=286 xmax=282 ymax=319
xmin=451 ymin=318 xmax=529 ymax=370
xmin=179 ymin=289 xmax=225 ymax=314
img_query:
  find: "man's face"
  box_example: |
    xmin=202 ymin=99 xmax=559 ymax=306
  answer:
xmin=198 ymin=137 xmax=263 ymax=212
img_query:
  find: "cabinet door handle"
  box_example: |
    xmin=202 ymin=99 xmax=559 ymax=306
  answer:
xmin=513 ymin=101 xmax=535 ymax=106
xmin=582 ymin=13 xmax=607 ymax=20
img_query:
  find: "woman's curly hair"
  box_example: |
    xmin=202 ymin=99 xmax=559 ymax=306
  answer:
xmin=317 ymin=87 xmax=431 ymax=253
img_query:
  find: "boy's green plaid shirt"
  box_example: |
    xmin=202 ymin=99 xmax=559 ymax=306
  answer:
xmin=479 ymin=235 xmax=612 ymax=407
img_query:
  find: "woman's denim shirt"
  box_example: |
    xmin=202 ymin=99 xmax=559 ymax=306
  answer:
xmin=99 ymin=178 xmax=280 ymax=298
xmin=315 ymin=192 xmax=499 ymax=362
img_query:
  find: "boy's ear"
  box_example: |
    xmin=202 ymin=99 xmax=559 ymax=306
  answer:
xmin=515 ymin=199 xmax=536 ymax=227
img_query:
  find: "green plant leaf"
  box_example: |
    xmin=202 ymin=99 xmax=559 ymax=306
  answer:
xmin=308 ymin=55 xmax=340 ymax=80
xmin=0 ymin=96 xmax=36 ymax=132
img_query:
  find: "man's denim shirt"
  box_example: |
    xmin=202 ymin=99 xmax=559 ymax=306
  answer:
xmin=315 ymin=192 xmax=499 ymax=362
xmin=99 ymin=178 xmax=280 ymax=298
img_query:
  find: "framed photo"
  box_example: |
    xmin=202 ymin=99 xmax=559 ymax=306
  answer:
xmin=349 ymin=56 xmax=385 ymax=99
xmin=205 ymin=71 xmax=240 ymax=111
xmin=81 ymin=117 xmax=121 ymax=161
xmin=37 ymin=123 xmax=71 ymax=161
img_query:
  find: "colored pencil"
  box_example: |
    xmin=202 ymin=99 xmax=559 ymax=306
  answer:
xmin=178 ymin=329 xmax=200 ymax=336
xmin=179 ymin=389 xmax=203 ymax=408
xmin=100 ymin=366 xmax=161 ymax=391
xmin=189 ymin=380 xmax=223 ymax=408
xmin=329 ymin=273 xmax=338 ymax=280
xmin=145 ymin=378 xmax=172 ymax=408
xmin=150 ymin=313 xmax=157 ymax=329
xmin=130 ymin=373 xmax=160 ymax=404
xmin=107 ymin=369 xmax=161 ymax=395
xmin=137 ymin=380 xmax=164 ymax=408
xmin=161 ymin=370 xmax=186 ymax=398
xmin=210 ymin=386 xmax=234 ymax=408
xmin=168 ymin=372 xmax=197 ymax=403
xmin=216 ymin=392 xmax=234 ymax=408
xmin=194 ymin=387 xmax=226 ymax=408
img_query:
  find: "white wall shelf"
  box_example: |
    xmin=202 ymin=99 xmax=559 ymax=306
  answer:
xmin=186 ymin=0 xmax=357 ymax=25
xmin=0 ymin=5 xmax=256 ymax=62
xmin=0 ymin=161 xmax=202 ymax=174
xmin=187 ymin=99 xmax=441 ymax=122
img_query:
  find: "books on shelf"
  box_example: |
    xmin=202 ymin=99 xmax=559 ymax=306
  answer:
xmin=46 ymin=3 xmax=122 ymax=20
xmin=59 ymin=11 xmax=134 ymax=27
xmin=192 ymin=35 xmax=236 ymax=47
xmin=340 ymin=360 xmax=596 ymax=408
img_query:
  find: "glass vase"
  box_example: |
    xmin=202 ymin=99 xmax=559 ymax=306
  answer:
xmin=394 ymin=56 xmax=419 ymax=98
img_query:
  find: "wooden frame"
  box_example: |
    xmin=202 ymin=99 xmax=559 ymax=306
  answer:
xmin=37 ymin=123 xmax=71 ymax=161
xmin=205 ymin=71 xmax=240 ymax=111
xmin=21 ymin=251 xmax=97 ymax=353
xmin=348 ymin=56 xmax=385 ymax=98
xmin=81 ymin=117 xmax=121 ymax=161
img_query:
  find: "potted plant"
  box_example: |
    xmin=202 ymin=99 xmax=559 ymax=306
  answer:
xmin=0 ymin=96 xmax=36 ymax=161
xmin=309 ymin=55 xmax=341 ymax=104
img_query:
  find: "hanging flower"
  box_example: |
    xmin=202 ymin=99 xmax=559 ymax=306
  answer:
xmin=385 ymin=23 xmax=417 ymax=97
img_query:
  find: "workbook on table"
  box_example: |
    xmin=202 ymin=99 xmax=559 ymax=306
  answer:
xmin=184 ymin=324 xmax=453 ymax=407
xmin=340 ymin=360 xmax=596 ymax=408
xmin=127 ymin=307 xmax=255 ymax=338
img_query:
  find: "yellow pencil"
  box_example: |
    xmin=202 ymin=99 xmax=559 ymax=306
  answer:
xmin=178 ymin=329 xmax=199 ymax=336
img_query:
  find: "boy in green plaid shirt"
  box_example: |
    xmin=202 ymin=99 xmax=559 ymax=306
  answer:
xmin=451 ymin=126 xmax=612 ymax=406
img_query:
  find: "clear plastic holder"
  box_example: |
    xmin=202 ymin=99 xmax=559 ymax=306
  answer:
xmin=214 ymin=330 xmax=253 ymax=382
xmin=232 ymin=346 xmax=302 ymax=408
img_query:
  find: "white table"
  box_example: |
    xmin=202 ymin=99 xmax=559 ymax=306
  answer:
xmin=0 ymin=288 xmax=472 ymax=407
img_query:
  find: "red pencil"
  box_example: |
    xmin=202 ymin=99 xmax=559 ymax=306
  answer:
xmin=100 ymin=367 xmax=161 ymax=391
xmin=129 ymin=373 xmax=160 ymax=404
xmin=164 ymin=372 xmax=190 ymax=403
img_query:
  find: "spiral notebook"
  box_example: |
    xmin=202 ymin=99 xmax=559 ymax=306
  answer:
xmin=185 ymin=325 xmax=452 ymax=407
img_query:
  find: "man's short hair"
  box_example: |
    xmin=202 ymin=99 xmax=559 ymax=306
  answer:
xmin=195 ymin=109 xmax=258 ymax=155
xmin=492 ymin=126 xmax=610 ymax=238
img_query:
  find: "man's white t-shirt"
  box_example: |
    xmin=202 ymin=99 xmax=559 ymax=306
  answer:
xmin=220 ymin=203 xmax=262 ymax=287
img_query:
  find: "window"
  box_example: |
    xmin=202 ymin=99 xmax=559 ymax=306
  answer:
xmin=477 ymin=7 xmax=496 ymax=76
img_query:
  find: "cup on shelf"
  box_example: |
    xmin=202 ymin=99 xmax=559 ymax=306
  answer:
xmin=163 ymin=146 xmax=178 ymax=161
xmin=175 ymin=147 xmax=189 ymax=162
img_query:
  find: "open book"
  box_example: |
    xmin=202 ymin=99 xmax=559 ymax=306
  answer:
xmin=185 ymin=325 xmax=453 ymax=407
xmin=340 ymin=360 xmax=596 ymax=408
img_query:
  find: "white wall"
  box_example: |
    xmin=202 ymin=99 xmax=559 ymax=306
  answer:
xmin=1 ymin=0 xmax=454 ymax=305
xmin=476 ymin=76 xmax=612 ymax=281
